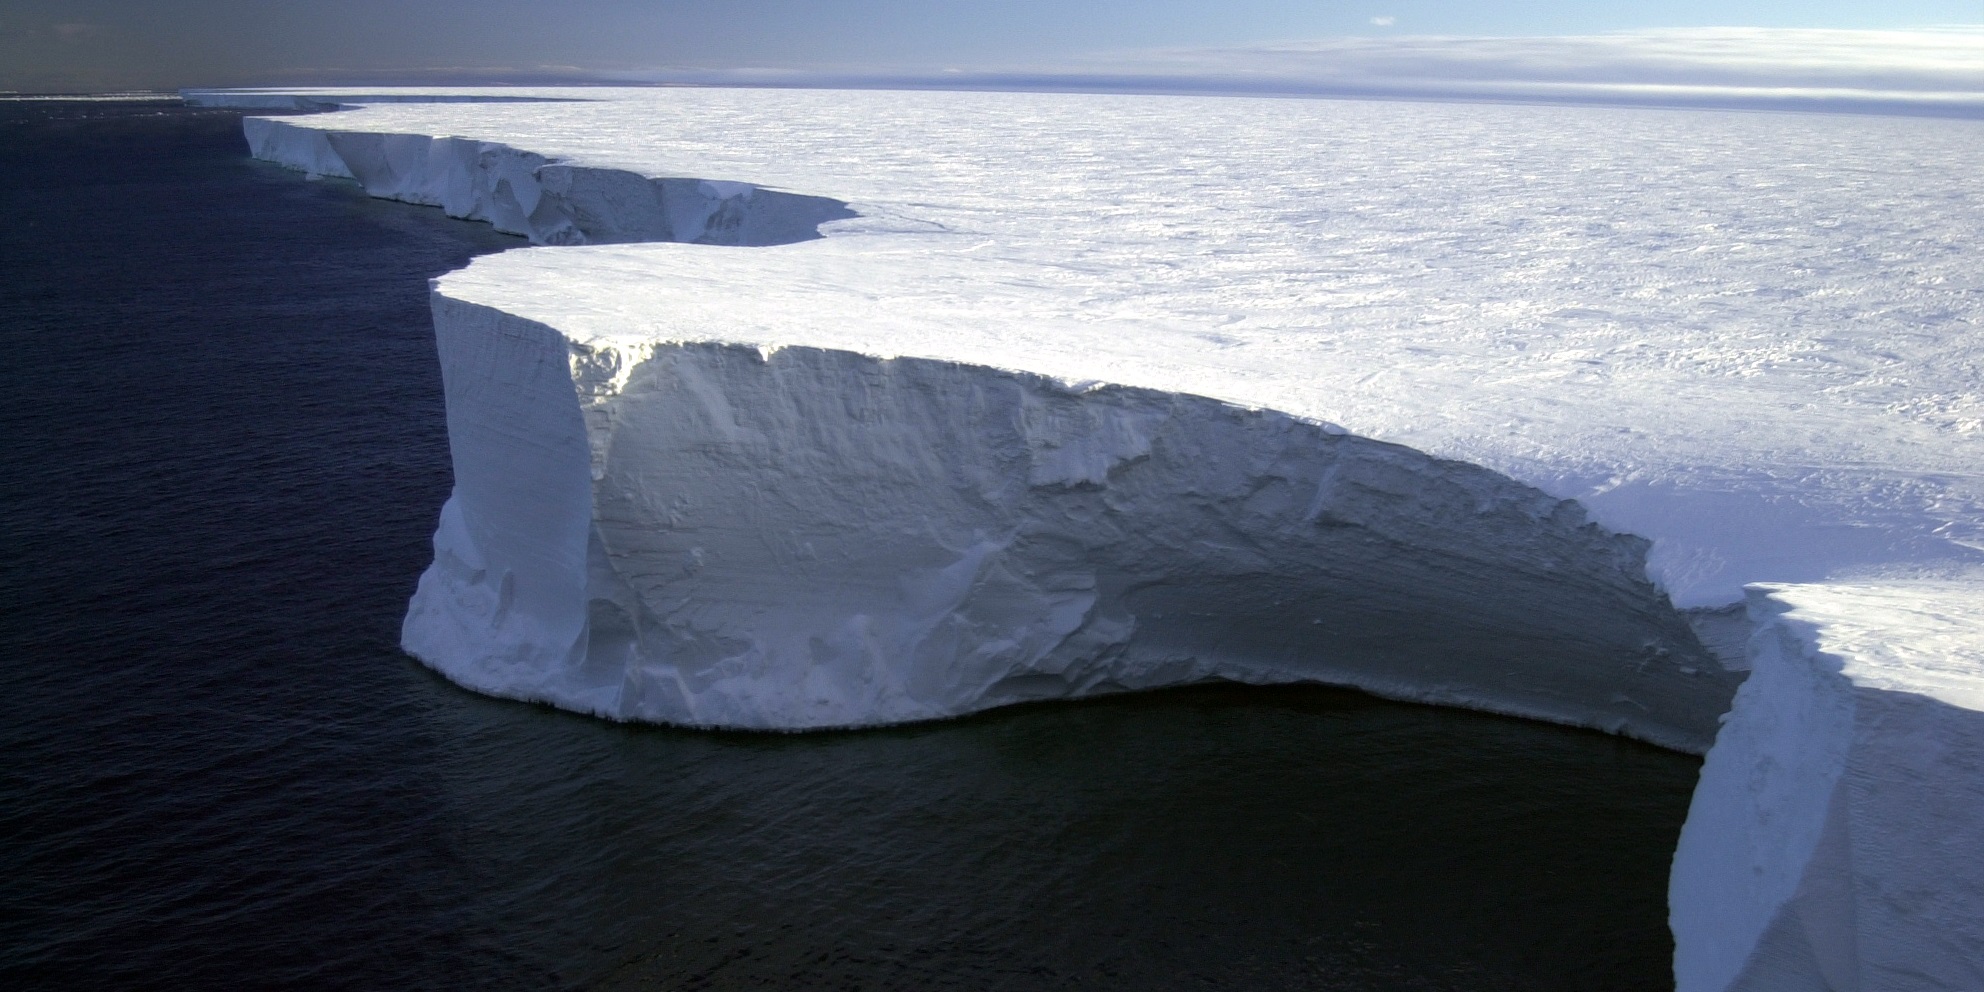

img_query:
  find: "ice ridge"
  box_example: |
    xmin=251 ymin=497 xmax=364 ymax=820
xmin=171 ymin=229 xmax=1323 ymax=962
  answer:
xmin=181 ymin=88 xmax=586 ymax=112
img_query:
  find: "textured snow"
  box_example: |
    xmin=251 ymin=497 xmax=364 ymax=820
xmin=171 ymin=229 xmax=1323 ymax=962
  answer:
xmin=193 ymin=85 xmax=1984 ymax=989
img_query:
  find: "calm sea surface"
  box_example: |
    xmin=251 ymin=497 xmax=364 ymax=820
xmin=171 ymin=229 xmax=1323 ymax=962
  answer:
xmin=0 ymin=99 xmax=1701 ymax=991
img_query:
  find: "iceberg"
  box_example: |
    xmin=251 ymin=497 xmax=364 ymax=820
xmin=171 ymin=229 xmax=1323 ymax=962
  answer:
xmin=186 ymin=85 xmax=1984 ymax=989
xmin=407 ymin=287 xmax=1729 ymax=746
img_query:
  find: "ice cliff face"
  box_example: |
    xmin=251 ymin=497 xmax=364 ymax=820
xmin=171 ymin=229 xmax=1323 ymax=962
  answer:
xmin=1672 ymin=582 xmax=1984 ymax=991
xmin=243 ymin=117 xmax=852 ymax=246
xmin=404 ymin=295 xmax=1734 ymax=748
xmin=236 ymin=101 xmax=1729 ymax=747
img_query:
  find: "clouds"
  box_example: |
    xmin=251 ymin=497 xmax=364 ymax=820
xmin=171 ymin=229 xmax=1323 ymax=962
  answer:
xmin=1047 ymin=26 xmax=1984 ymax=90
xmin=1 ymin=0 xmax=1979 ymax=117
xmin=615 ymin=27 xmax=1984 ymax=118
xmin=911 ymin=26 xmax=1984 ymax=117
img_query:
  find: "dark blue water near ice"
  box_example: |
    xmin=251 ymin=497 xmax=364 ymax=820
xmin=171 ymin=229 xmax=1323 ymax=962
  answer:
xmin=0 ymin=100 xmax=1701 ymax=991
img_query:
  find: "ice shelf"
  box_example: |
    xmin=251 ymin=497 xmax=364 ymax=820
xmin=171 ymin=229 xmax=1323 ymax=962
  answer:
xmin=188 ymin=86 xmax=1983 ymax=990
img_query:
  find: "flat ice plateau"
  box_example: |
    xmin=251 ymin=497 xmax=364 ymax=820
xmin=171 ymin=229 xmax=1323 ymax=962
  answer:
xmin=188 ymin=85 xmax=1983 ymax=989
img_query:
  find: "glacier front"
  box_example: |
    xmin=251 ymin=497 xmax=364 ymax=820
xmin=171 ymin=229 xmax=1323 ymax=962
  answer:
xmin=408 ymin=289 xmax=1725 ymax=746
xmin=187 ymin=85 xmax=1984 ymax=990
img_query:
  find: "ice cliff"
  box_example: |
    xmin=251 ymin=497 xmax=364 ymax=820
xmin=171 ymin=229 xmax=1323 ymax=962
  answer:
xmin=224 ymin=105 xmax=1734 ymax=748
xmin=239 ymin=116 xmax=853 ymax=247
xmin=406 ymin=294 xmax=1731 ymax=748
xmin=1673 ymin=582 xmax=1984 ymax=991
xmin=195 ymin=86 xmax=1984 ymax=991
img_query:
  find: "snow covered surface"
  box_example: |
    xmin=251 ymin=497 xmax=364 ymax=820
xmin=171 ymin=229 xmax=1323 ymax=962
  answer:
xmin=189 ymin=86 xmax=1984 ymax=607
xmin=187 ymin=85 xmax=1983 ymax=988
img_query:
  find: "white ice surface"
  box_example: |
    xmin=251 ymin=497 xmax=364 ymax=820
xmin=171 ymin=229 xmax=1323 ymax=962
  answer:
xmin=192 ymin=86 xmax=1984 ymax=607
xmin=193 ymin=85 xmax=1984 ymax=989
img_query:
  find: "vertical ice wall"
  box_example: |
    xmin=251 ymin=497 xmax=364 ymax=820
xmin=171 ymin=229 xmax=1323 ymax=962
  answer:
xmin=1672 ymin=583 xmax=1984 ymax=992
xmin=242 ymin=117 xmax=853 ymax=246
xmin=401 ymin=295 xmax=1740 ymax=749
xmin=208 ymin=92 xmax=1984 ymax=990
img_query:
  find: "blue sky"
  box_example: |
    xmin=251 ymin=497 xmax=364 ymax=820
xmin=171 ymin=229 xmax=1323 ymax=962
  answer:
xmin=2 ymin=1 xmax=1981 ymax=92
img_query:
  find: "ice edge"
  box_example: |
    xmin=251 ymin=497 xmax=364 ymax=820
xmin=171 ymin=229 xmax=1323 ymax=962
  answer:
xmin=222 ymin=100 xmax=1738 ymax=754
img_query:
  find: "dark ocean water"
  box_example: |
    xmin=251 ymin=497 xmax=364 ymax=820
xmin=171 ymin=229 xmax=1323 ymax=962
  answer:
xmin=0 ymin=100 xmax=1701 ymax=991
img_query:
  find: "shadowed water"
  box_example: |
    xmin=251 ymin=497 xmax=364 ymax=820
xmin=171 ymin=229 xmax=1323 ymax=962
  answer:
xmin=0 ymin=99 xmax=1699 ymax=991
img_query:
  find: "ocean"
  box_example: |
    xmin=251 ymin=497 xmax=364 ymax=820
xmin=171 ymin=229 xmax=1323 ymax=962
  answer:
xmin=0 ymin=98 xmax=1699 ymax=991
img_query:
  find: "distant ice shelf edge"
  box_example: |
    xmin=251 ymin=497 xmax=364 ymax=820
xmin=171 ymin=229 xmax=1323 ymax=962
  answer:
xmin=197 ymin=90 xmax=1984 ymax=992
